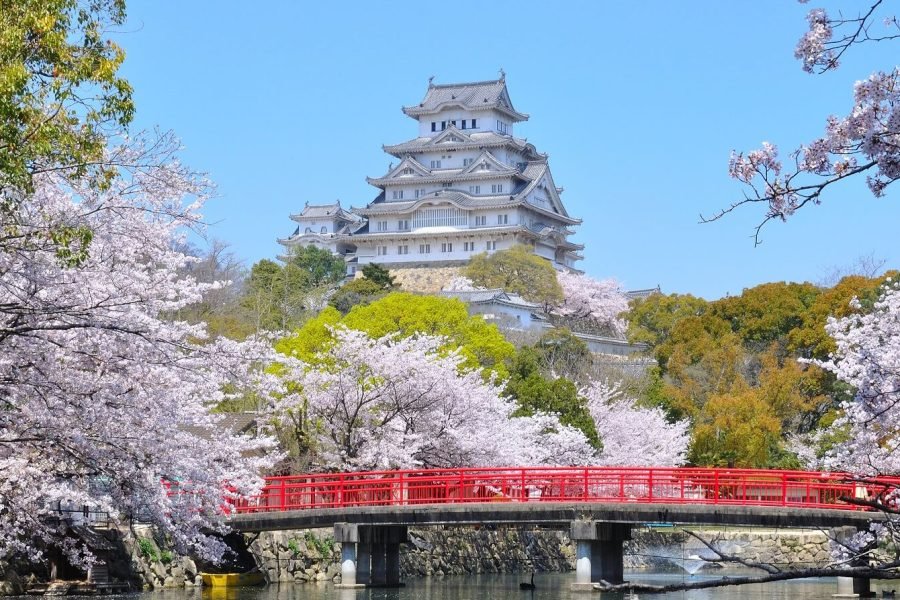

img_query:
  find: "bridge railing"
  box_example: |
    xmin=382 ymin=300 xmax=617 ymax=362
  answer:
xmin=232 ymin=467 xmax=900 ymax=514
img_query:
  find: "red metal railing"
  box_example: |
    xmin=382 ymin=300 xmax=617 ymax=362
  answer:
xmin=232 ymin=467 xmax=900 ymax=514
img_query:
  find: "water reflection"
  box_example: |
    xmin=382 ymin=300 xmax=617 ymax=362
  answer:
xmin=65 ymin=571 xmax=900 ymax=600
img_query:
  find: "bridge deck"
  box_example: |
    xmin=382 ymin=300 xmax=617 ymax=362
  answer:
xmin=228 ymin=501 xmax=883 ymax=531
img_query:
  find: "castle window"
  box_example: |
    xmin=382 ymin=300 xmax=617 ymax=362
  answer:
xmin=392 ymin=190 xmax=404 ymax=200
xmin=431 ymin=122 xmax=436 ymax=132
xmin=491 ymin=184 xmax=504 ymax=194
xmin=463 ymin=158 xmax=473 ymax=167
xmin=397 ymin=245 xmax=409 ymax=255
xmin=441 ymin=121 xmax=446 ymax=130
xmin=377 ymin=246 xmax=388 ymax=256
xmin=496 ymin=120 xmax=508 ymax=134
xmin=377 ymin=221 xmax=388 ymax=231
xmin=497 ymin=214 xmax=508 ymax=225
xmin=398 ymin=219 xmax=410 ymax=231
xmin=305 ymin=227 xmax=312 ymax=233
xmin=464 ymin=242 xmax=473 ymax=251
xmin=415 ymin=188 xmax=427 ymax=198
xmin=450 ymin=120 xmax=456 ymax=127
xmin=441 ymin=242 xmax=453 ymax=253
xmin=320 ymin=226 xmax=327 ymax=233
xmin=419 ymin=243 xmax=430 ymax=254
xmin=475 ymin=215 xmax=486 ymax=226
xmin=461 ymin=119 xmax=467 ymax=129
xmin=469 ymin=185 xmax=480 ymax=194
xmin=486 ymin=240 xmax=497 ymax=251
xmin=471 ymin=119 xmax=477 ymax=128
xmin=441 ymin=182 xmax=451 ymax=188
xmin=430 ymin=160 xmax=441 ymax=169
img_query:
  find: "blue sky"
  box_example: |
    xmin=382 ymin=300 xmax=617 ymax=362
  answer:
xmin=116 ymin=2 xmax=899 ymax=299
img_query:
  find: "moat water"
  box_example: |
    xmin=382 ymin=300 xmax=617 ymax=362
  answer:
xmin=47 ymin=570 xmax=900 ymax=599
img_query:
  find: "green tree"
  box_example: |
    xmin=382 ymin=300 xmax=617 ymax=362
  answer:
xmin=626 ymin=293 xmax=708 ymax=349
xmin=241 ymin=259 xmax=310 ymax=331
xmin=505 ymin=348 xmax=600 ymax=448
xmin=465 ymin=245 xmax=563 ymax=305
xmin=530 ymin=328 xmax=593 ymax=384
xmin=1 ymin=0 xmax=134 ymax=192
xmin=709 ymin=282 xmax=820 ymax=347
xmin=288 ymin=245 xmax=346 ymax=287
xmin=360 ymin=262 xmax=395 ymax=289
xmin=277 ymin=293 xmax=515 ymax=377
xmin=329 ymin=278 xmax=387 ymax=313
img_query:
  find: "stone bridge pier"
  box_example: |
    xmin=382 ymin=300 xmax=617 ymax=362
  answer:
xmin=333 ymin=523 xmax=408 ymax=588
xmin=570 ymin=521 xmax=632 ymax=592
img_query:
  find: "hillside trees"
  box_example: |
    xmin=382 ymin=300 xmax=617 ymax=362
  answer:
xmin=0 ymin=144 xmax=286 ymax=564
xmin=465 ymin=244 xmax=563 ymax=305
xmin=625 ymin=275 xmax=894 ymax=467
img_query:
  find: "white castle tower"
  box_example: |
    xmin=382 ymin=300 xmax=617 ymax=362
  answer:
xmin=279 ymin=74 xmax=583 ymax=275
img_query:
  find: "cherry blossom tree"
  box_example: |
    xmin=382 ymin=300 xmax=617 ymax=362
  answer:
xmin=581 ymin=380 xmax=690 ymax=467
xmin=553 ymin=272 xmax=629 ymax=337
xmin=275 ymin=327 xmax=596 ymax=471
xmin=712 ymin=2 xmax=900 ymax=243
xmin=0 ymin=135 xmax=284 ymax=565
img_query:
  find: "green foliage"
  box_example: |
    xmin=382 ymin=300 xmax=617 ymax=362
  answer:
xmin=709 ymin=282 xmax=820 ymax=347
xmin=626 ymin=293 xmax=708 ymax=349
xmin=138 ymin=538 xmax=159 ymax=562
xmin=624 ymin=274 xmax=891 ymax=467
xmin=160 ymin=550 xmax=174 ymax=564
xmin=505 ymin=348 xmax=600 ymax=448
xmin=288 ymin=245 xmax=346 ymax=287
xmin=0 ymin=0 xmax=134 ymax=192
xmin=279 ymin=294 xmax=515 ymax=378
xmin=49 ymin=225 xmax=93 ymax=267
xmin=303 ymin=532 xmax=333 ymax=557
xmin=360 ymin=263 xmax=395 ymax=289
xmin=329 ymin=278 xmax=387 ymax=313
xmin=530 ymin=328 xmax=593 ymax=383
xmin=287 ymin=539 xmax=300 ymax=555
xmin=464 ymin=245 xmax=563 ymax=305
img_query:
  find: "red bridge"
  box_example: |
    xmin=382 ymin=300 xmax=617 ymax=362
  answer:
xmin=235 ymin=466 xmax=894 ymax=514
xmin=226 ymin=467 xmax=896 ymax=591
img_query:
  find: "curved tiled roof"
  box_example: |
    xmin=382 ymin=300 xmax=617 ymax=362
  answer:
xmin=402 ymin=79 xmax=528 ymax=122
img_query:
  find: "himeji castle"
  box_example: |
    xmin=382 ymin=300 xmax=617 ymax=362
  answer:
xmin=278 ymin=74 xmax=584 ymax=276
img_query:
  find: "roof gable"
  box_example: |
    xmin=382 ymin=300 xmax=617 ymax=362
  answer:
xmin=460 ymin=150 xmax=517 ymax=176
xmin=385 ymin=156 xmax=431 ymax=179
xmin=402 ymin=77 xmax=529 ymax=121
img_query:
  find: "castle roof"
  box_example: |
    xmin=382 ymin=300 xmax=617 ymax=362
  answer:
xmin=440 ymin=288 xmax=541 ymax=310
xmin=289 ymin=201 xmax=359 ymax=223
xmin=383 ymin=129 xmax=540 ymax=158
xmin=402 ymin=78 xmax=528 ymax=122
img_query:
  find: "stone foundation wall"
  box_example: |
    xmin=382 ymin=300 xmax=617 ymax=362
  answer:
xmin=625 ymin=528 xmax=832 ymax=570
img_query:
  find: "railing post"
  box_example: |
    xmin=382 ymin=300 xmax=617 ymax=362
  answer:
xmin=648 ymin=469 xmax=653 ymax=501
xmin=713 ymin=470 xmax=719 ymax=504
xmin=521 ymin=469 xmax=527 ymax=502
xmin=339 ymin=473 xmax=345 ymax=508
xmin=398 ymin=471 xmax=405 ymax=506
xmin=782 ymin=472 xmax=787 ymax=506
xmin=280 ymin=478 xmax=286 ymax=511
xmin=583 ymin=468 xmax=589 ymax=501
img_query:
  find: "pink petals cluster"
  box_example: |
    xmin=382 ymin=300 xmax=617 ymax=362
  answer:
xmin=0 ymin=137 xmax=285 ymax=564
xmin=795 ymin=8 xmax=835 ymax=73
xmin=813 ymin=279 xmax=900 ymax=476
xmin=581 ymin=381 xmax=690 ymax=467
xmin=725 ymin=4 xmax=900 ymax=233
xmin=553 ymin=272 xmax=629 ymax=336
